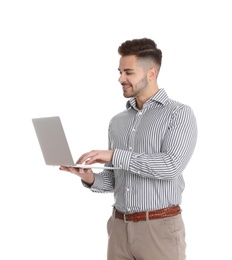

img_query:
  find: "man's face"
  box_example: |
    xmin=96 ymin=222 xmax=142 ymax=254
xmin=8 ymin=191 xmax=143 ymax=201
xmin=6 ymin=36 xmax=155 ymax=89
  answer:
xmin=118 ymin=55 xmax=149 ymax=99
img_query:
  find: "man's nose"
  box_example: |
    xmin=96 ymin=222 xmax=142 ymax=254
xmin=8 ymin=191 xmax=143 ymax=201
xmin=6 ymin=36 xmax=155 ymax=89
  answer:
xmin=118 ymin=74 xmax=126 ymax=83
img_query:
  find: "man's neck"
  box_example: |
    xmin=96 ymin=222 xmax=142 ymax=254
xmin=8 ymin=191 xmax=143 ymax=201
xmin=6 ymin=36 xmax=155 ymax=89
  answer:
xmin=136 ymin=87 xmax=160 ymax=110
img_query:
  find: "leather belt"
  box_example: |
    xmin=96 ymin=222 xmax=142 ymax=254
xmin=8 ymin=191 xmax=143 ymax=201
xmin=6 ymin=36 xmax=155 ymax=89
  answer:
xmin=114 ymin=206 xmax=181 ymax=223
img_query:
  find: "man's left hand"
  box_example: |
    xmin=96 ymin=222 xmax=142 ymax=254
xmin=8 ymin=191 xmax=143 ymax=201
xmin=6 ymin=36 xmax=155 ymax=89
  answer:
xmin=76 ymin=150 xmax=114 ymax=165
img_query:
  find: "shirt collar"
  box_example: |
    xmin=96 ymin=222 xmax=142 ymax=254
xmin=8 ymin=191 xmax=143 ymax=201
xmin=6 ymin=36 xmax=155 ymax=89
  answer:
xmin=126 ymin=88 xmax=169 ymax=110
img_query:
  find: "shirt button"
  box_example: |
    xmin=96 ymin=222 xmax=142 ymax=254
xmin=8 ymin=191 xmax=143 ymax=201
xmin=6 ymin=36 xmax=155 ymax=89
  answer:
xmin=129 ymin=147 xmax=132 ymax=150
xmin=126 ymin=187 xmax=130 ymax=191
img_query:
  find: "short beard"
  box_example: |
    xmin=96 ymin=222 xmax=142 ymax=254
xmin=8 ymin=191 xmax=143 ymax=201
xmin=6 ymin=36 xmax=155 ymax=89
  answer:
xmin=130 ymin=76 xmax=148 ymax=98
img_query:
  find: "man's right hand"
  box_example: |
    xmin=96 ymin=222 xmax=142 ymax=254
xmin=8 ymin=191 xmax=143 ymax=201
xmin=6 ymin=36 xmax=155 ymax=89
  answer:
xmin=59 ymin=166 xmax=95 ymax=186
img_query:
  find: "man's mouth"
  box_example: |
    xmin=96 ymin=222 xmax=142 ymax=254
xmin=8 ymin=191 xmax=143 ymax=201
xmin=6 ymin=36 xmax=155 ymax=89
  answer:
xmin=122 ymin=84 xmax=131 ymax=91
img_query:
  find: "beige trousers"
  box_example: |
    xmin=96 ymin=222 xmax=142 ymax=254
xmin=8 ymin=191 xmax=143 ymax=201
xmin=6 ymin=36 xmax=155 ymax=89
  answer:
xmin=107 ymin=214 xmax=186 ymax=260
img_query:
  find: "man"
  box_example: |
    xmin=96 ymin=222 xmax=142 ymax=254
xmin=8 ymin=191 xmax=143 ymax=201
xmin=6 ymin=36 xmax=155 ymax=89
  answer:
xmin=60 ymin=38 xmax=197 ymax=260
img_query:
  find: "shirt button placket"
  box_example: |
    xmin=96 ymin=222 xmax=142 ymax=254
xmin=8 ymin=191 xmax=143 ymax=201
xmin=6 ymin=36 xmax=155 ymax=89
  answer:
xmin=128 ymin=111 xmax=142 ymax=151
xmin=126 ymin=110 xmax=143 ymax=212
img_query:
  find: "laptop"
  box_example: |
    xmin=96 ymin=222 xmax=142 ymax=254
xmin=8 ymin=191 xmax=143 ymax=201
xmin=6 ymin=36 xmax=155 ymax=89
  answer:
xmin=32 ymin=116 xmax=119 ymax=170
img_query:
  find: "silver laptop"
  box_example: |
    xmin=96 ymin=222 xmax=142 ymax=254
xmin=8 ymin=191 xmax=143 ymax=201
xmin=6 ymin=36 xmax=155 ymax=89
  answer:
xmin=32 ymin=116 xmax=118 ymax=170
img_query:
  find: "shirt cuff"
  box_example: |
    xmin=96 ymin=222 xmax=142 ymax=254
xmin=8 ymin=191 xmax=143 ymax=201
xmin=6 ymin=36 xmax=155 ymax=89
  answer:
xmin=81 ymin=173 xmax=103 ymax=190
xmin=112 ymin=149 xmax=132 ymax=171
xmin=90 ymin=173 xmax=104 ymax=191
xmin=81 ymin=173 xmax=103 ymax=191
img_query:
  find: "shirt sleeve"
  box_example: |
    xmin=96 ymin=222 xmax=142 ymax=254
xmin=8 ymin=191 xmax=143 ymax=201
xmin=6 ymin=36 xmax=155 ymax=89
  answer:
xmin=88 ymin=170 xmax=115 ymax=193
xmin=112 ymin=105 xmax=198 ymax=180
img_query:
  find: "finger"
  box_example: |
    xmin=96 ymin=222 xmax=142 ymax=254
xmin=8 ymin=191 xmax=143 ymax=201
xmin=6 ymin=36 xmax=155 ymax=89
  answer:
xmin=81 ymin=152 xmax=101 ymax=164
xmin=84 ymin=156 xmax=100 ymax=164
xmin=76 ymin=150 xmax=97 ymax=164
xmin=76 ymin=153 xmax=90 ymax=164
xmin=71 ymin=166 xmax=90 ymax=174
xmin=86 ymin=168 xmax=92 ymax=173
xmin=73 ymin=167 xmax=91 ymax=176
xmin=60 ymin=166 xmax=70 ymax=171
xmin=68 ymin=166 xmax=80 ymax=173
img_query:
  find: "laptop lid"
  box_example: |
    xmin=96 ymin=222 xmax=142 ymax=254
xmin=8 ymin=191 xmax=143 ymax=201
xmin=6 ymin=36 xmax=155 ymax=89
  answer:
xmin=32 ymin=116 xmax=118 ymax=170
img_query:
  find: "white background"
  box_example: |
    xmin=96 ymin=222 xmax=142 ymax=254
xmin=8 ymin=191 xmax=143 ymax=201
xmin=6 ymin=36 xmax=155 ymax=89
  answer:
xmin=0 ymin=0 xmax=231 ymax=259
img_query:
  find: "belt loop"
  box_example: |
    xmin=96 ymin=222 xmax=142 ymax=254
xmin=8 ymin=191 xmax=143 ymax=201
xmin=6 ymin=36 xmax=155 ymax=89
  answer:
xmin=146 ymin=211 xmax=149 ymax=221
xmin=113 ymin=208 xmax=116 ymax=218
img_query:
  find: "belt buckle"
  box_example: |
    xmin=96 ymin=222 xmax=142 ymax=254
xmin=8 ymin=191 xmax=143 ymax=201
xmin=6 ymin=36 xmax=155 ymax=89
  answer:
xmin=123 ymin=213 xmax=129 ymax=223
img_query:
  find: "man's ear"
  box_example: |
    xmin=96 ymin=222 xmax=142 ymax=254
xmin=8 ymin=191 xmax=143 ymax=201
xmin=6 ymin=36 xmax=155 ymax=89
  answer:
xmin=148 ymin=67 xmax=158 ymax=81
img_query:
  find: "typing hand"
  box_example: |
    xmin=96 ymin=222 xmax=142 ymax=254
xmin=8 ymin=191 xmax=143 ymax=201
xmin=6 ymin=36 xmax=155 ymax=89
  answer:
xmin=77 ymin=150 xmax=114 ymax=165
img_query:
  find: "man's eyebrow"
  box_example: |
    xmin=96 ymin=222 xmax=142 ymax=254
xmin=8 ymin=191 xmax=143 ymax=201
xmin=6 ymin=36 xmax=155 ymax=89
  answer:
xmin=118 ymin=68 xmax=134 ymax=72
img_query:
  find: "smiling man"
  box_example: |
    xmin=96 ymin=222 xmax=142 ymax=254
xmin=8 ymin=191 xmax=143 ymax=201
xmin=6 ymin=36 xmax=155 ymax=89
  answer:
xmin=119 ymin=51 xmax=160 ymax=107
xmin=60 ymin=38 xmax=198 ymax=260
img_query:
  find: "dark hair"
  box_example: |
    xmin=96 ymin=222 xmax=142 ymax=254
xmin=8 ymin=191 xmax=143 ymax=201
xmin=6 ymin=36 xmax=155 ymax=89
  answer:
xmin=118 ymin=38 xmax=162 ymax=69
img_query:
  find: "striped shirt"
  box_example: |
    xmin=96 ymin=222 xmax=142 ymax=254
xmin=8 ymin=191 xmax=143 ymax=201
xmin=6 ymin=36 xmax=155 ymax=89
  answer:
xmin=89 ymin=88 xmax=197 ymax=213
